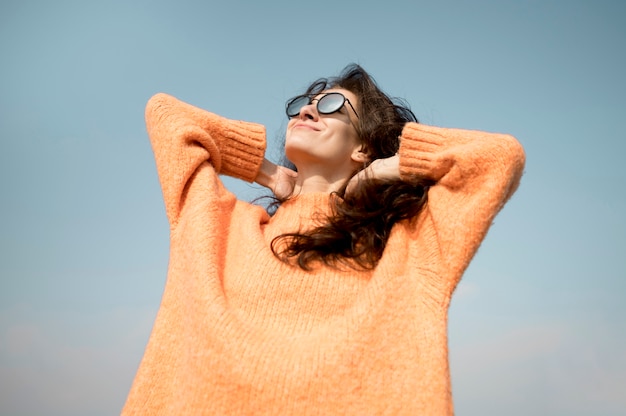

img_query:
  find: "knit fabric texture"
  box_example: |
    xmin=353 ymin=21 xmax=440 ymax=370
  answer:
xmin=122 ymin=93 xmax=526 ymax=415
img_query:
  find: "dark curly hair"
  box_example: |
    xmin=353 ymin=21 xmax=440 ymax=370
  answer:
xmin=271 ymin=64 xmax=432 ymax=270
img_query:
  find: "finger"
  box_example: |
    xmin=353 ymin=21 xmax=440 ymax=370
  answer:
xmin=345 ymin=171 xmax=364 ymax=195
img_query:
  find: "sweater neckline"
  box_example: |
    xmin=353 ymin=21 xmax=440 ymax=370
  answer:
xmin=267 ymin=192 xmax=336 ymax=235
xmin=283 ymin=191 xmax=333 ymax=206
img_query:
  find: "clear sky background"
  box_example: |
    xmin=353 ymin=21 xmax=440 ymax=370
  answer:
xmin=0 ymin=0 xmax=624 ymax=415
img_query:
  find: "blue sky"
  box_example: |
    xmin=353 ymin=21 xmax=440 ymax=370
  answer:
xmin=1 ymin=0 xmax=624 ymax=415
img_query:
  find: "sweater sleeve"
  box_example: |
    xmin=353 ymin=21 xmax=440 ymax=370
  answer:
xmin=398 ymin=123 xmax=525 ymax=283
xmin=145 ymin=93 xmax=266 ymax=226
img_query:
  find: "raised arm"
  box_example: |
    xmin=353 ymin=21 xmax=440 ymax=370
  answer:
xmin=145 ymin=93 xmax=266 ymax=226
xmin=398 ymin=123 xmax=525 ymax=281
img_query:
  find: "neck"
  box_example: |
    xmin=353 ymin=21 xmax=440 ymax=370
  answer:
xmin=293 ymin=165 xmax=353 ymax=195
xmin=293 ymin=177 xmax=343 ymax=195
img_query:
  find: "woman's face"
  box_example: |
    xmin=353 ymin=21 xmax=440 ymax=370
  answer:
xmin=285 ymin=88 xmax=365 ymax=176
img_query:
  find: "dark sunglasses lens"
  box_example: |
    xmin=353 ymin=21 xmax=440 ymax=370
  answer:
xmin=318 ymin=93 xmax=344 ymax=114
xmin=286 ymin=96 xmax=310 ymax=117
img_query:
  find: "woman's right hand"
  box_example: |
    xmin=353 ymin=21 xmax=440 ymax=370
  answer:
xmin=255 ymin=158 xmax=298 ymax=200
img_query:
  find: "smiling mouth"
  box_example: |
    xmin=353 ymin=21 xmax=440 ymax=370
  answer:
xmin=294 ymin=123 xmax=319 ymax=131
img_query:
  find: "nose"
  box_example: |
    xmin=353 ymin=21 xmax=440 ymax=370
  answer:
xmin=298 ymin=100 xmax=319 ymax=121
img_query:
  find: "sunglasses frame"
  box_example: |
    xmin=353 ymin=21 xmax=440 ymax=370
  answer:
xmin=286 ymin=92 xmax=360 ymax=119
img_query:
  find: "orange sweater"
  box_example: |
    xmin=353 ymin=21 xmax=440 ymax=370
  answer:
xmin=122 ymin=93 xmax=525 ymax=415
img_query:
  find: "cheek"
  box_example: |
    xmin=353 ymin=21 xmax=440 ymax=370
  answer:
xmin=340 ymin=125 xmax=361 ymax=148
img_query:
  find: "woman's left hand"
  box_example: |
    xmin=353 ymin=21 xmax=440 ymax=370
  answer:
xmin=346 ymin=154 xmax=400 ymax=195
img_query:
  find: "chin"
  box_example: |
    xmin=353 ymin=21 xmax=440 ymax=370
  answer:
xmin=284 ymin=143 xmax=318 ymax=168
xmin=284 ymin=135 xmax=309 ymax=154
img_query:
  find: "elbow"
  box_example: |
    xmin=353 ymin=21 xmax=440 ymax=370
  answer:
xmin=507 ymin=134 xmax=526 ymax=175
xmin=498 ymin=133 xmax=526 ymax=176
xmin=499 ymin=134 xmax=526 ymax=199
xmin=145 ymin=93 xmax=176 ymax=132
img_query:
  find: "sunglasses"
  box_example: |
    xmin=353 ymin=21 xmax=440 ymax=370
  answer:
xmin=286 ymin=92 xmax=360 ymax=119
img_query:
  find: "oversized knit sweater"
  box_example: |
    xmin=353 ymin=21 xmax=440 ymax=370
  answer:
xmin=122 ymin=93 xmax=525 ymax=415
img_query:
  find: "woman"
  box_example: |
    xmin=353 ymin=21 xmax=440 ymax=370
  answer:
xmin=122 ymin=64 xmax=525 ymax=415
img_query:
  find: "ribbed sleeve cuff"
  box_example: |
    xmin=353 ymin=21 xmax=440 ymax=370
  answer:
xmin=214 ymin=118 xmax=266 ymax=182
xmin=398 ymin=123 xmax=448 ymax=182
